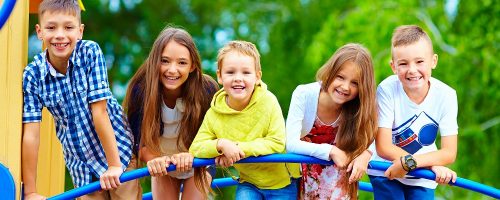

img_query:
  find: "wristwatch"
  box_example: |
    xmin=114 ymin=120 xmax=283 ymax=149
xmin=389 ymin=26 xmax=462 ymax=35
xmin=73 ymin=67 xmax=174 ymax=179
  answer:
xmin=403 ymin=154 xmax=417 ymax=171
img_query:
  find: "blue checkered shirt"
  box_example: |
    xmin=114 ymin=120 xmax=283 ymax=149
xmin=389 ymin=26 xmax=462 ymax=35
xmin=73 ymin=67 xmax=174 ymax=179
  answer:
xmin=22 ymin=40 xmax=133 ymax=187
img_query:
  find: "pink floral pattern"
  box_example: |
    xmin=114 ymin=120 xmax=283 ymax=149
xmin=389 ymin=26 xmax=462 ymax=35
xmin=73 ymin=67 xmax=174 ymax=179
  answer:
xmin=300 ymin=119 xmax=349 ymax=200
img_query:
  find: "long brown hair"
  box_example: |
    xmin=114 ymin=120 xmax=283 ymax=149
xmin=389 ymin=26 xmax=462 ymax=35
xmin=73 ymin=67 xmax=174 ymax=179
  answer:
xmin=123 ymin=26 xmax=218 ymax=197
xmin=316 ymin=43 xmax=377 ymax=198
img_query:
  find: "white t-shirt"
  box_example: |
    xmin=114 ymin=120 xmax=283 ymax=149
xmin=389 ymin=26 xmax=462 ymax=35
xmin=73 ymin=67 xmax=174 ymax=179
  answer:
xmin=368 ymin=75 xmax=458 ymax=189
xmin=160 ymin=98 xmax=194 ymax=179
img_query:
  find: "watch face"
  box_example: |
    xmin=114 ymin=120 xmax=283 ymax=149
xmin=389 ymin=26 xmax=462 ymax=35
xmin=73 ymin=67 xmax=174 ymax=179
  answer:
xmin=407 ymin=160 xmax=416 ymax=167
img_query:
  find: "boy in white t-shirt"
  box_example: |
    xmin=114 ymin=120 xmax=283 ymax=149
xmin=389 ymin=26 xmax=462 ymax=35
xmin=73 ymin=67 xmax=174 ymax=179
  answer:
xmin=368 ymin=25 xmax=458 ymax=200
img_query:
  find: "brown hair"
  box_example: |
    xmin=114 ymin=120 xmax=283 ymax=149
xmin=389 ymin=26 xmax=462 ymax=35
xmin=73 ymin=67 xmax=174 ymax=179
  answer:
xmin=316 ymin=43 xmax=377 ymax=198
xmin=391 ymin=25 xmax=433 ymax=54
xmin=123 ymin=26 xmax=217 ymax=197
xmin=38 ymin=0 xmax=81 ymax=22
xmin=216 ymin=40 xmax=261 ymax=72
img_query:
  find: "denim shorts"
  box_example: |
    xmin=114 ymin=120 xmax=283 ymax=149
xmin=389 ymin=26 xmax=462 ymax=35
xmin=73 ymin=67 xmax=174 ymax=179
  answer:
xmin=235 ymin=178 xmax=299 ymax=200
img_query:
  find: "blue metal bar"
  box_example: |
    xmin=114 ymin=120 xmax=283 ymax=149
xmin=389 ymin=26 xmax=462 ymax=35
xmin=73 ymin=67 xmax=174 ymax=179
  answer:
xmin=0 ymin=0 xmax=16 ymax=29
xmin=141 ymin=178 xmax=374 ymax=200
xmin=48 ymin=153 xmax=500 ymax=199
xmin=368 ymin=161 xmax=500 ymax=199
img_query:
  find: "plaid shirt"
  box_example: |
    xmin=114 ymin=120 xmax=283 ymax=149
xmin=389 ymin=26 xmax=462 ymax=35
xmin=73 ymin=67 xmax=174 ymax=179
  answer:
xmin=22 ymin=40 xmax=133 ymax=187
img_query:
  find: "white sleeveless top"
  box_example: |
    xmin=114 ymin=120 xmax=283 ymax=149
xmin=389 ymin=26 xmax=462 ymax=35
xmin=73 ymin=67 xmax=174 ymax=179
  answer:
xmin=160 ymin=98 xmax=194 ymax=179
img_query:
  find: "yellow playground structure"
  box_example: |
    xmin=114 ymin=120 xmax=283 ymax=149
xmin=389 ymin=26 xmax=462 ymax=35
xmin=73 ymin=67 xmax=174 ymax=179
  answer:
xmin=1 ymin=0 xmax=65 ymax=199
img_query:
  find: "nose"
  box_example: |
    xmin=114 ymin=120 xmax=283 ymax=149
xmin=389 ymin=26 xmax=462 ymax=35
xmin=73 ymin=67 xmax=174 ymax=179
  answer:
xmin=340 ymin=80 xmax=349 ymax=91
xmin=55 ymin=27 xmax=65 ymax=39
xmin=233 ymin=73 xmax=242 ymax=82
xmin=408 ymin=62 xmax=418 ymax=73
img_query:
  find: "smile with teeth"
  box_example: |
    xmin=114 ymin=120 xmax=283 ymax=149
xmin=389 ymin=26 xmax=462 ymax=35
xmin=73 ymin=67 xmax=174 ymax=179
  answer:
xmin=52 ymin=43 xmax=69 ymax=47
xmin=335 ymin=89 xmax=348 ymax=96
xmin=406 ymin=76 xmax=423 ymax=81
xmin=165 ymin=76 xmax=180 ymax=80
xmin=232 ymin=85 xmax=245 ymax=90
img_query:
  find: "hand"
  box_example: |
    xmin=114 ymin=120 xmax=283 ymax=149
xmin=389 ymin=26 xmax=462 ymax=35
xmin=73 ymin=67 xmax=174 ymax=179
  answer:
xmin=100 ymin=166 xmax=123 ymax=190
xmin=215 ymin=155 xmax=236 ymax=167
xmin=329 ymin=146 xmax=348 ymax=168
xmin=431 ymin=166 xmax=457 ymax=184
xmin=347 ymin=151 xmax=371 ymax=184
xmin=217 ymin=139 xmax=245 ymax=164
xmin=384 ymin=158 xmax=408 ymax=180
xmin=171 ymin=152 xmax=194 ymax=172
xmin=24 ymin=192 xmax=46 ymax=200
xmin=147 ymin=156 xmax=172 ymax=177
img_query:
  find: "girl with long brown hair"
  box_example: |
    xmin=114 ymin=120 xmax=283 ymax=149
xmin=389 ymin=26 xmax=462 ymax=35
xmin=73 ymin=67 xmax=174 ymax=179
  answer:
xmin=286 ymin=43 xmax=377 ymax=199
xmin=123 ymin=26 xmax=218 ymax=199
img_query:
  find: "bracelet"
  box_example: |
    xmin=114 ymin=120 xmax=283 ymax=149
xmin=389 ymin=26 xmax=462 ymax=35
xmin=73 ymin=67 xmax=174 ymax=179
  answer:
xmin=400 ymin=156 xmax=409 ymax=172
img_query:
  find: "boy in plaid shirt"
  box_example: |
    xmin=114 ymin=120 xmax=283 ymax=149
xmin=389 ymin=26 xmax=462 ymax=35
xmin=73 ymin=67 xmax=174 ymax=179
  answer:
xmin=22 ymin=0 xmax=140 ymax=199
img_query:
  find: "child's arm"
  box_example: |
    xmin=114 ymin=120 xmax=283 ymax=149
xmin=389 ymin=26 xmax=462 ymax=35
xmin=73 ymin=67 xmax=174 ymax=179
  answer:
xmin=189 ymin=111 xmax=224 ymax=158
xmin=22 ymin=122 xmax=46 ymax=200
xmin=237 ymin=97 xmax=285 ymax=157
xmin=90 ymin=100 xmax=123 ymax=190
xmin=286 ymin=85 xmax=339 ymax=161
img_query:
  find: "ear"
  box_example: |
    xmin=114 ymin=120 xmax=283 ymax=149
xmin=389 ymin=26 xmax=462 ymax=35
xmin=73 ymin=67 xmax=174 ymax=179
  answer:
xmin=390 ymin=60 xmax=397 ymax=74
xmin=189 ymin=64 xmax=195 ymax=73
xmin=78 ymin=24 xmax=85 ymax=40
xmin=35 ymin=24 xmax=42 ymax=40
xmin=431 ymin=54 xmax=438 ymax=69
xmin=216 ymin=70 xmax=223 ymax=85
xmin=256 ymin=70 xmax=262 ymax=85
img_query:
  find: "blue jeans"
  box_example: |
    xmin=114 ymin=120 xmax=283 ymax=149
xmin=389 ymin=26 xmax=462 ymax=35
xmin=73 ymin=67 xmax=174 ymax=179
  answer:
xmin=235 ymin=178 xmax=299 ymax=200
xmin=369 ymin=175 xmax=435 ymax=200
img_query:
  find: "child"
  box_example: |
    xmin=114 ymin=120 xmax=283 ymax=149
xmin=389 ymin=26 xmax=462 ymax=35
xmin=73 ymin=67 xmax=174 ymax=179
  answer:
xmin=22 ymin=0 xmax=140 ymax=199
xmin=368 ymin=25 xmax=458 ymax=199
xmin=189 ymin=40 xmax=301 ymax=199
xmin=286 ymin=43 xmax=378 ymax=199
xmin=123 ymin=26 xmax=218 ymax=199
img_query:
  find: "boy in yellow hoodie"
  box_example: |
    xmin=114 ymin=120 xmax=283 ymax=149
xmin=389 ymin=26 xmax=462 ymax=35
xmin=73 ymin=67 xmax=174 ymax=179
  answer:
xmin=189 ymin=40 xmax=300 ymax=199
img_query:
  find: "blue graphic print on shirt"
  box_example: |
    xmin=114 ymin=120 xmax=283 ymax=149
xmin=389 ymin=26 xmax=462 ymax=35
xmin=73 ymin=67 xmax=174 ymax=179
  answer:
xmin=392 ymin=112 xmax=438 ymax=154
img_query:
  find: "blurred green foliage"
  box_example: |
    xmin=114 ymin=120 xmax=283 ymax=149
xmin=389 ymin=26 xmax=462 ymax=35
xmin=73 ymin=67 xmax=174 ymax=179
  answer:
xmin=35 ymin=0 xmax=497 ymax=199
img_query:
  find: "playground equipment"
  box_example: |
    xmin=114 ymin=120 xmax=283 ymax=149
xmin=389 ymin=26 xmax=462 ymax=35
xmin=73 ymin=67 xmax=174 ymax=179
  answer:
xmin=43 ymin=154 xmax=500 ymax=200
xmin=0 ymin=0 xmax=16 ymax=29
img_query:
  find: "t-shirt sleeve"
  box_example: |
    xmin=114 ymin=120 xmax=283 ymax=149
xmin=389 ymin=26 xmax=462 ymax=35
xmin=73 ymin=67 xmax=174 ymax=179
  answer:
xmin=86 ymin=42 xmax=112 ymax=103
xmin=377 ymin=85 xmax=394 ymax=129
xmin=439 ymin=90 xmax=458 ymax=136
xmin=22 ymin=69 xmax=43 ymax=123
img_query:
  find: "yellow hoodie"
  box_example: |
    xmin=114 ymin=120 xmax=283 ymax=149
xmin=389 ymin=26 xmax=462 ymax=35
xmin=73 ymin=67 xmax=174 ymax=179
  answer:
xmin=190 ymin=83 xmax=300 ymax=189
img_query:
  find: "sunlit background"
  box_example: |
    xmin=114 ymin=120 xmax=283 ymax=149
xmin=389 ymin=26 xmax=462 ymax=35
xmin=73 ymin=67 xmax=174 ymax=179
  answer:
xmin=28 ymin=0 xmax=499 ymax=199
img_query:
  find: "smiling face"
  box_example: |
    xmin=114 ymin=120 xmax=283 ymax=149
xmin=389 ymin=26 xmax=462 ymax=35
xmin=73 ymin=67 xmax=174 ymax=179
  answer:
xmin=159 ymin=41 xmax=194 ymax=97
xmin=325 ymin=61 xmax=361 ymax=105
xmin=217 ymin=51 xmax=262 ymax=111
xmin=391 ymin=38 xmax=437 ymax=96
xmin=36 ymin=11 xmax=84 ymax=66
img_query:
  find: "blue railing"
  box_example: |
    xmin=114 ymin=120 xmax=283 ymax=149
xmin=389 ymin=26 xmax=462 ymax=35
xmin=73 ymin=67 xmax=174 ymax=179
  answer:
xmin=0 ymin=0 xmax=16 ymax=29
xmin=46 ymin=153 xmax=500 ymax=200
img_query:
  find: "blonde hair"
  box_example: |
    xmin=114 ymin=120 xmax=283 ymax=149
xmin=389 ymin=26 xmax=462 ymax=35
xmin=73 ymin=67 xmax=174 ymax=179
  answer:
xmin=38 ymin=0 xmax=81 ymax=22
xmin=316 ymin=43 xmax=377 ymax=199
xmin=216 ymin=40 xmax=261 ymax=72
xmin=391 ymin=25 xmax=433 ymax=54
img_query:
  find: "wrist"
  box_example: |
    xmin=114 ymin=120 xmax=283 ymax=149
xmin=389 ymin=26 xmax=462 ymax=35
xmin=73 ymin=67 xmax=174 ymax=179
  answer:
xmin=402 ymin=154 xmax=417 ymax=171
xmin=216 ymin=139 xmax=224 ymax=155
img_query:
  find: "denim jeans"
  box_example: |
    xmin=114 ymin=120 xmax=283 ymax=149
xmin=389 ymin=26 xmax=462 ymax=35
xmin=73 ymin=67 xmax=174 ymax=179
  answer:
xmin=235 ymin=178 xmax=299 ymax=200
xmin=369 ymin=175 xmax=435 ymax=200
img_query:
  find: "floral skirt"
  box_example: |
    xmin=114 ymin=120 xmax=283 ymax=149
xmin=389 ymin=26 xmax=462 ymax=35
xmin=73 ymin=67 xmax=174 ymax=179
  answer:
xmin=301 ymin=163 xmax=349 ymax=200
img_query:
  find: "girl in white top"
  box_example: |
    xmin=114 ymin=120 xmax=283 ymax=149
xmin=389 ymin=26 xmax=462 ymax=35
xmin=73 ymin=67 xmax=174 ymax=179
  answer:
xmin=286 ymin=43 xmax=378 ymax=199
xmin=123 ymin=27 xmax=218 ymax=199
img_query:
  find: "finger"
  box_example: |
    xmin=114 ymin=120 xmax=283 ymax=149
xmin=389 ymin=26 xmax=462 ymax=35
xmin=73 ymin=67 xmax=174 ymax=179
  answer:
xmin=109 ymin=176 xmax=118 ymax=189
xmin=451 ymin=171 xmax=457 ymax=184
xmin=100 ymin=177 xmax=107 ymax=190
xmin=347 ymin=162 xmax=354 ymax=172
xmin=147 ymin=163 xmax=154 ymax=176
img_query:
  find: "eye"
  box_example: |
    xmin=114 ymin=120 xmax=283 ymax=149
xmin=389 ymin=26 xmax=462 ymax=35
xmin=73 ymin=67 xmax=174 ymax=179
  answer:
xmin=351 ymin=81 xmax=359 ymax=87
xmin=399 ymin=63 xmax=407 ymax=66
xmin=65 ymin=26 xmax=74 ymax=30
xmin=336 ymin=75 xmax=344 ymax=80
xmin=417 ymin=60 xmax=424 ymax=64
xmin=179 ymin=61 xmax=188 ymax=65
xmin=161 ymin=58 xmax=169 ymax=64
xmin=45 ymin=26 xmax=55 ymax=30
xmin=243 ymin=71 xmax=252 ymax=75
